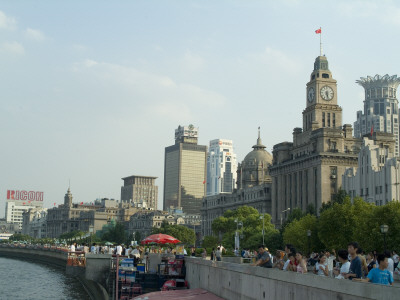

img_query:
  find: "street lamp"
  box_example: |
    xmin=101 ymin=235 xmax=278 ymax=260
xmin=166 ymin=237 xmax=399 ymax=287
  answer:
xmin=280 ymin=208 xmax=291 ymax=227
xmin=380 ymin=224 xmax=389 ymax=252
xmin=234 ymin=219 xmax=243 ymax=252
xmin=260 ymin=215 xmax=265 ymax=245
xmin=89 ymin=225 xmax=94 ymax=248
xmin=307 ymin=230 xmax=312 ymax=256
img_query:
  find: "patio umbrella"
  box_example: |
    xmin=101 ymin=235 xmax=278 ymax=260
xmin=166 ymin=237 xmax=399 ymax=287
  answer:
xmin=141 ymin=233 xmax=181 ymax=245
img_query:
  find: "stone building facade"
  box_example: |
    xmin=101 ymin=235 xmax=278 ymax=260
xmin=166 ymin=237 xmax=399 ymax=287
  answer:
xmin=128 ymin=210 xmax=184 ymax=238
xmin=269 ymin=55 xmax=362 ymax=222
xmin=342 ymin=132 xmax=399 ymax=205
xmin=120 ymin=175 xmax=158 ymax=210
xmin=22 ymin=208 xmax=48 ymax=238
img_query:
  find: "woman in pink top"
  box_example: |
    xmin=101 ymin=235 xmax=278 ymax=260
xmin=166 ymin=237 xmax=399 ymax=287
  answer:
xmin=296 ymin=251 xmax=308 ymax=273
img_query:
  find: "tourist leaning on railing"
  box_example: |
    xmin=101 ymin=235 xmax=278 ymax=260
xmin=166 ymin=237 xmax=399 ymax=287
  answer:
xmin=354 ymin=254 xmax=393 ymax=286
xmin=333 ymin=249 xmax=350 ymax=279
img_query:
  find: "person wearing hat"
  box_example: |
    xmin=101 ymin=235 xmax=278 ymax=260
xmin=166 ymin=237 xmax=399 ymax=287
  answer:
xmin=252 ymin=245 xmax=272 ymax=268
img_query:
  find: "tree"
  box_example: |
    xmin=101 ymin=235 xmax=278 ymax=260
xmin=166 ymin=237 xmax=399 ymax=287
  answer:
xmin=283 ymin=214 xmax=323 ymax=253
xmin=317 ymin=198 xmax=355 ymax=250
xmin=202 ymin=235 xmax=218 ymax=248
xmin=319 ymin=189 xmax=348 ymax=213
xmin=101 ymin=222 xmax=127 ymax=244
xmin=211 ymin=206 xmax=278 ymax=250
xmin=151 ymin=222 xmax=195 ymax=245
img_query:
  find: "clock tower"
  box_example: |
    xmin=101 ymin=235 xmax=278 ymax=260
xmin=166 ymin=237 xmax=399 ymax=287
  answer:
xmin=303 ymin=55 xmax=342 ymax=131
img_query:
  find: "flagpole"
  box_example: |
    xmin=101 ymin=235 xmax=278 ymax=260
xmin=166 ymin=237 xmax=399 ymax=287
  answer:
xmin=320 ymin=27 xmax=323 ymax=56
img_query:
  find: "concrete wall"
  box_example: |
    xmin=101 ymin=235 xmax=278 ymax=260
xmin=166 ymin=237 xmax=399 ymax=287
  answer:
xmin=185 ymin=257 xmax=399 ymax=300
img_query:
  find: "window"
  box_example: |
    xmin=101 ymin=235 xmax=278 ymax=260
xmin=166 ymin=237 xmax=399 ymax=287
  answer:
xmin=322 ymin=73 xmax=329 ymax=78
xmin=322 ymin=112 xmax=325 ymax=127
xmin=333 ymin=113 xmax=336 ymax=127
xmin=328 ymin=113 xmax=331 ymax=127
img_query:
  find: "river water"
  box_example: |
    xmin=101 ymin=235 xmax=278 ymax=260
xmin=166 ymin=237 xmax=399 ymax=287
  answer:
xmin=0 ymin=257 xmax=91 ymax=300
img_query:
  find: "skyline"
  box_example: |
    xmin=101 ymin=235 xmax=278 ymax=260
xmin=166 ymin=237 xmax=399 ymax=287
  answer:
xmin=1 ymin=1 xmax=400 ymax=217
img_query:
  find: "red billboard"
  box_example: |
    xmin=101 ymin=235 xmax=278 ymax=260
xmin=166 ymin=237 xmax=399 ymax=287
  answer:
xmin=7 ymin=190 xmax=44 ymax=201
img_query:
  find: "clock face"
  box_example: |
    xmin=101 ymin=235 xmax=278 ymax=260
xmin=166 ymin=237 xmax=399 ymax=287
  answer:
xmin=307 ymin=87 xmax=315 ymax=102
xmin=320 ymin=86 xmax=334 ymax=101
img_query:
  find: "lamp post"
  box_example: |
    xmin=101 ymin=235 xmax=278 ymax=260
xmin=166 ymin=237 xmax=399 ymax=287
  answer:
xmin=380 ymin=224 xmax=389 ymax=252
xmin=234 ymin=219 xmax=243 ymax=252
xmin=89 ymin=225 xmax=94 ymax=247
xmin=260 ymin=215 xmax=265 ymax=245
xmin=307 ymin=230 xmax=312 ymax=256
xmin=280 ymin=208 xmax=291 ymax=227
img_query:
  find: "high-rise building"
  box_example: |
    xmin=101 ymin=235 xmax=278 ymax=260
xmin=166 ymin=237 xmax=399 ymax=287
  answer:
xmin=163 ymin=124 xmax=207 ymax=214
xmin=270 ymin=55 xmax=362 ymax=221
xmin=206 ymin=139 xmax=237 ymax=196
xmin=354 ymin=75 xmax=400 ymax=156
xmin=120 ymin=175 xmax=158 ymax=209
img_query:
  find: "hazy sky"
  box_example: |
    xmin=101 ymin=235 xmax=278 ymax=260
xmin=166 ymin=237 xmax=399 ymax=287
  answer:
xmin=1 ymin=0 xmax=400 ymax=217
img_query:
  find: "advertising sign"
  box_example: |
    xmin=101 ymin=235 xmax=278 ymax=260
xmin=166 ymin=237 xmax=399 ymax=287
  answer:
xmin=7 ymin=190 xmax=44 ymax=201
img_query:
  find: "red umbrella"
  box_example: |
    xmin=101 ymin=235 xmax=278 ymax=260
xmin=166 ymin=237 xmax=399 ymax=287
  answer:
xmin=141 ymin=233 xmax=181 ymax=245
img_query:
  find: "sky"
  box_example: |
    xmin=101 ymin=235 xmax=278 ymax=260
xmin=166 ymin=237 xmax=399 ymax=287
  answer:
xmin=1 ymin=0 xmax=400 ymax=217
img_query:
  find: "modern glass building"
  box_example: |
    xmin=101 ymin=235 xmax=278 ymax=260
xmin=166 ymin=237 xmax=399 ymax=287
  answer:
xmin=206 ymin=139 xmax=237 ymax=196
xmin=163 ymin=125 xmax=207 ymax=214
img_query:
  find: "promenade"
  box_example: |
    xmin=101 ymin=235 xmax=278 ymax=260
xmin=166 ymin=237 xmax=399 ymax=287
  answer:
xmin=0 ymin=244 xmax=398 ymax=300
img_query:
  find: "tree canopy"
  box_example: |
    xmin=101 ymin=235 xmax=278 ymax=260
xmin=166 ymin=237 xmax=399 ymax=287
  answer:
xmin=211 ymin=206 xmax=279 ymax=251
xmin=151 ymin=221 xmax=195 ymax=245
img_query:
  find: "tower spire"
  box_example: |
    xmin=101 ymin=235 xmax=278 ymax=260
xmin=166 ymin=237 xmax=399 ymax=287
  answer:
xmin=258 ymin=126 xmax=260 ymax=139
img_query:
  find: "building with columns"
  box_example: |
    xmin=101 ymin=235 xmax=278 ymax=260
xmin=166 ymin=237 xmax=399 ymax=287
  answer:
xmin=354 ymin=75 xmax=400 ymax=156
xmin=342 ymin=132 xmax=399 ymax=205
xmin=269 ymin=55 xmax=362 ymax=223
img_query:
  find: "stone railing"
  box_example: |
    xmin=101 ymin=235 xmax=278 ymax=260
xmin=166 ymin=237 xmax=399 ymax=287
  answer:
xmin=185 ymin=257 xmax=399 ymax=300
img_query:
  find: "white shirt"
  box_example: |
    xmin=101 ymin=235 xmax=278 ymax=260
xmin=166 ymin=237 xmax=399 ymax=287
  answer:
xmin=116 ymin=245 xmax=122 ymax=255
xmin=386 ymin=257 xmax=394 ymax=277
xmin=392 ymin=254 xmax=399 ymax=264
xmin=283 ymin=259 xmax=290 ymax=271
xmin=335 ymin=261 xmax=350 ymax=279
xmin=70 ymin=244 xmax=75 ymax=252
xmin=326 ymin=256 xmax=335 ymax=271
xmin=90 ymin=246 xmax=97 ymax=254
xmin=316 ymin=262 xmax=328 ymax=276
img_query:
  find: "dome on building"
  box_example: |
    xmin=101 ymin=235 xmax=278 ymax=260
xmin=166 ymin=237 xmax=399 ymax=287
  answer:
xmin=237 ymin=129 xmax=272 ymax=189
xmin=242 ymin=135 xmax=272 ymax=167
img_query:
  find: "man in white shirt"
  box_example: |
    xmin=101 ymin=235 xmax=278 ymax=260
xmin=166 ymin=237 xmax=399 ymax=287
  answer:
xmin=70 ymin=243 xmax=76 ymax=252
xmin=116 ymin=244 xmax=123 ymax=255
xmin=325 ymin=250 xmax=336 ymax=277
xmin=384 ymin=251 xmax=394 ymax=277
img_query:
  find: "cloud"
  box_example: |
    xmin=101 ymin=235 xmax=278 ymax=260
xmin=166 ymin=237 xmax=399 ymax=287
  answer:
xmin=71 ymin=59 xmax=226 ymax=120
xmin=249 ymin=46 xmax=303 ymax=73
xmin=338 ymin=1 xmax=400 ymax=26
xmin=182 ymin=52 xmax=205 ymax=72
xmin=25 ymin=28 xmax=45 ymax=41
xmin=0 ymin=10 xmax=16 ymax=30
xmin=1 ymin=41 xmax=24 ymax=55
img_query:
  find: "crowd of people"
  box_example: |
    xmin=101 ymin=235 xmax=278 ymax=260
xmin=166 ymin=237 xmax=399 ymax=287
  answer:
xmin=249 ymin=242 xmax=397 ymax=286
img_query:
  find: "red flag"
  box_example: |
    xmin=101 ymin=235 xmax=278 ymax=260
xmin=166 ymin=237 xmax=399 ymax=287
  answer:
xmin=54 ymin=202 xmax=56 ymax=206
xmin=203 ymin=180 xmax=206 ymax=184
xmin=80 ymin=202 xmax=83 ymax=205
xmin=315 ymin=28 xmax=321 ymax=34
xmin=370 ymin=124 xmax=374 ymax=136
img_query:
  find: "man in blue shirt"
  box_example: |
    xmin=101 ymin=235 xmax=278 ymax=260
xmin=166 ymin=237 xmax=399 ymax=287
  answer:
xmin=345 ymin=242 xmax=362 ymax=280
xmin=355 ymin=254 xmax=393 ymax=286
